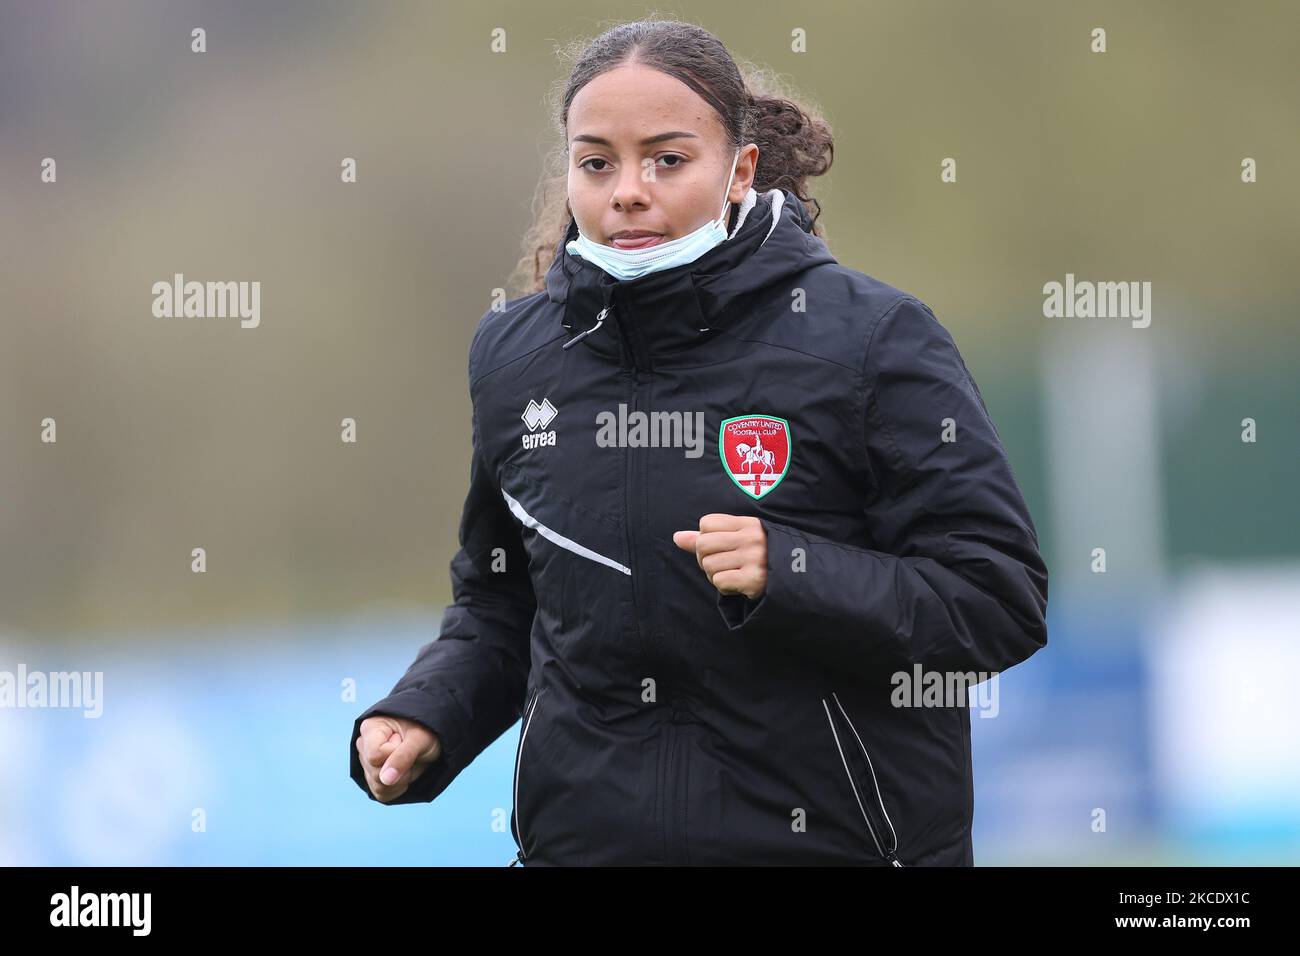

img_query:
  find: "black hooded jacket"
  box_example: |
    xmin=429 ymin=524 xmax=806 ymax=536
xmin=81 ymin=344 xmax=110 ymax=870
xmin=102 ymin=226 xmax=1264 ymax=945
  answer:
xmin=349 ymin=188 xmax=1049 ymax=865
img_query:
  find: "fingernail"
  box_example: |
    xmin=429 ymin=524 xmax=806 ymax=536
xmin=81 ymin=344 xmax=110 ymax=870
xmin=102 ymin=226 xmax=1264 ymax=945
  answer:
xmin=380 ymin=767 xmax=399 ymax=785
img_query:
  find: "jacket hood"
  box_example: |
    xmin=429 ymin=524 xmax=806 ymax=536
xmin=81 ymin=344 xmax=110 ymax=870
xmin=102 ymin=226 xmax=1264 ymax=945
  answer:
xmin=545 ymin=188 xmax=838 ymax=361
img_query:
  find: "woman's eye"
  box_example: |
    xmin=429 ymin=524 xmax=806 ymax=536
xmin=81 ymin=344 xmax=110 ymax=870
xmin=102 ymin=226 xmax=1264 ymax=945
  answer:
xmin=578 ymin=155 xmax=684 ymax=173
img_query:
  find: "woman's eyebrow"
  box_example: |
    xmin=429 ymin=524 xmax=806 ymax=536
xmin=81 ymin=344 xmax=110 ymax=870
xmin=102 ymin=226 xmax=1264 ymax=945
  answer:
xmin=571 ymin=131 xmax=700 ymax=147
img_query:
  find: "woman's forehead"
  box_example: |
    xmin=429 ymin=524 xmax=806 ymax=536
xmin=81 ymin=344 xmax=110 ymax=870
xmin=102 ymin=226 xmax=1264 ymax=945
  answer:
xmin=569 ymin=65 xmax=720 ymax=136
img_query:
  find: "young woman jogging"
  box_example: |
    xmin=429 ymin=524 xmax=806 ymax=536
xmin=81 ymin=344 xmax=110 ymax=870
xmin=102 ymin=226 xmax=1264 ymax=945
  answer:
xmin=351 ymin=19 xmax=1049 ymax=866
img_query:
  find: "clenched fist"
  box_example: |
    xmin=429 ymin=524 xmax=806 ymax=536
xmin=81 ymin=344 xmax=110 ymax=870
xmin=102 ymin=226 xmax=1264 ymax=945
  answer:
xmin=356 ymin=714 xmax=443 ymax=803
xmin=672 ymin=513 xmax=768 ymax=600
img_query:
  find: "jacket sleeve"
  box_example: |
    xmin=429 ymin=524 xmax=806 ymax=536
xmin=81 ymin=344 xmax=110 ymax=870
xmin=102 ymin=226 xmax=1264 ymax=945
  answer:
xmin=349 ymin=378 xmax=536 ymax=805
xmin=715 ymin=295 xmax=1048 ymax=678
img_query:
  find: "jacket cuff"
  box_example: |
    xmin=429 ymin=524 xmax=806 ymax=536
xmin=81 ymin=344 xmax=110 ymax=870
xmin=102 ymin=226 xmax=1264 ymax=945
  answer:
xmin=714 ymin=517 xmax=805 ymax=637
xmin=348 ymin=687 xmax=466 ymax=805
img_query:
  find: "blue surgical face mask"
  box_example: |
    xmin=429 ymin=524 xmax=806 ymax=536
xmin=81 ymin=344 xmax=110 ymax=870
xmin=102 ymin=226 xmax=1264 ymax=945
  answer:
xmin=566 ymin=148 xmax=742 ymax=282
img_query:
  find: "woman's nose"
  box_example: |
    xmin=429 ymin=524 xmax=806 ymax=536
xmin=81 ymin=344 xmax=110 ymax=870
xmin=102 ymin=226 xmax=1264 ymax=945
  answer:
xmin=610 ymin=161 xmax=653 ymax=210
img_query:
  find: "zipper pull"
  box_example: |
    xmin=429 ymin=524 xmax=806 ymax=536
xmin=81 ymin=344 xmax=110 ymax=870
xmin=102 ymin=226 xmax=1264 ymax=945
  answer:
xmin=886 ymin=851 xmax=904 ymax=867
xmin=509 ymin=848 xmax=526 ymax=866
xmin=562 ymin=306 xmax=610 ymax=350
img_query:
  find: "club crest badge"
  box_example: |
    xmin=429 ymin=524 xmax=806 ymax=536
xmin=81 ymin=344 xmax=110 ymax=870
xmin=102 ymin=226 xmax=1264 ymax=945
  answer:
xmin=719 ymin=415 xmax=792 ymax=500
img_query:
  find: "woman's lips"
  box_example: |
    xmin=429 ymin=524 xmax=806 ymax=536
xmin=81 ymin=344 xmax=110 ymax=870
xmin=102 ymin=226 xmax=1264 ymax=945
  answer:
xmin=611 ymin=234 xmax=664 ymax=249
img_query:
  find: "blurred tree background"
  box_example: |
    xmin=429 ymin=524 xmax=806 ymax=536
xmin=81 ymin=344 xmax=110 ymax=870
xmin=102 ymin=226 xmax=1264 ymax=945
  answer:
xmin=1 ymin=0 xmax=1296 ymax=638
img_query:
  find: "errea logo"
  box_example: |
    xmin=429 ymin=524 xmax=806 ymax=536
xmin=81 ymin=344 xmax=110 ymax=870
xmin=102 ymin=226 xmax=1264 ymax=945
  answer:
xmin=522 ymin=398 xmax=558 ymax=450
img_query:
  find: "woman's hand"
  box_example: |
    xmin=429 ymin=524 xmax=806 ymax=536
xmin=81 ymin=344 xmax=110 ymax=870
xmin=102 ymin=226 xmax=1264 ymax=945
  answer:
xmin=356 ymin=715 xmax=442 ymax=803
xmin=673 ymin=513 xmax=767 ymax=600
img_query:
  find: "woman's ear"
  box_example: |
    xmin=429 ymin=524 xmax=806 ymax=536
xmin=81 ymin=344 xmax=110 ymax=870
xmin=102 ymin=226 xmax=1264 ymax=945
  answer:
xmin=734 ymin=143 xmax=760 ymax=199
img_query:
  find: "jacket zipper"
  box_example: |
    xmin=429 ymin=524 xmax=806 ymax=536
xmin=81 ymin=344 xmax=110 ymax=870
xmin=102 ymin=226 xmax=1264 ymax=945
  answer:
xmin=615 ymin=289 xmax=686 ymax=865
xmin=822 ymin=692 xmax=905 ymax=867
xmin=508 ymin=686 xmax=544 ymax=866
xmin=661 ymin=719 xmax=677 ymax=863
xmin=664 ymin=702 xmax=696 ymax=864
xmin=623 ymin=360 xmax=646 ymax=664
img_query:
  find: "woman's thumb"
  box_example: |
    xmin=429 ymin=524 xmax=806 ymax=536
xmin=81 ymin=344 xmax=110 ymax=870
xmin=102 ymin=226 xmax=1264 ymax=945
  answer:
xmin=379 ymin=727 xmax=441 ymax=785
xmin=379 ymin=740 xmax=419 ymax=786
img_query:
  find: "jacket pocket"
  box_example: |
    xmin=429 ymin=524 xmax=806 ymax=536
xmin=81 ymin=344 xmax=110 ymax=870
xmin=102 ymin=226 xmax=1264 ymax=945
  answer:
xmin=509 ymin=686 xmax=546 ymax=865
xmin=820 ymin=690 xmax=905 ymax=867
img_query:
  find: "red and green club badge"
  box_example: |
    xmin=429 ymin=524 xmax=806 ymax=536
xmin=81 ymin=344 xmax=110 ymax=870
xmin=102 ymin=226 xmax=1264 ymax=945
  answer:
xmin=719 ymin=415 xmax=792 ymax=500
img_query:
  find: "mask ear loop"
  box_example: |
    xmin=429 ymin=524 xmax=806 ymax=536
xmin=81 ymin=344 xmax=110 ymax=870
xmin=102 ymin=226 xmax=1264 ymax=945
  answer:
xmin=698 ymin=148 xmax=743 ymax=334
